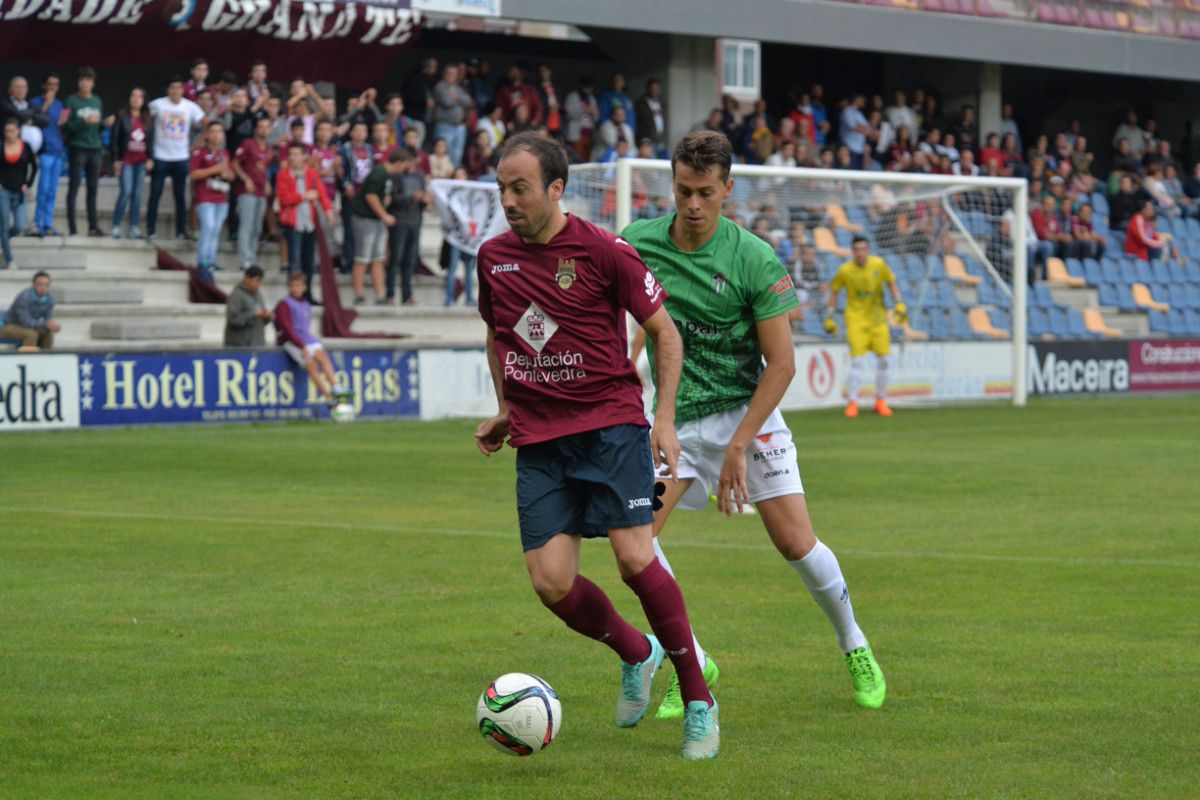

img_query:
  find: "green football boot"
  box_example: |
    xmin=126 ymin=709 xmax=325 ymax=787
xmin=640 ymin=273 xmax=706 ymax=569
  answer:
xmin=845 ymin=644 xmax=887 ymax=709
xmin=655 ymin=654 xmax=720 ymax=720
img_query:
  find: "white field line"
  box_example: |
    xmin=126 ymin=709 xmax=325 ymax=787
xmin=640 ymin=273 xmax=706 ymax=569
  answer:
xmin=9 ymin=507 xmax=1196 ymax=570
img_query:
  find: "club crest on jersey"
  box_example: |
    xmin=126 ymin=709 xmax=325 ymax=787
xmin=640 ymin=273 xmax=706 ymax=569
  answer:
xmin=527 ymin=311 xmax=546 ymax=341
xmin=556 ymin=259 xmax=577 ymax=290
xmin=712 ymin=272 xmax=728 ymax=294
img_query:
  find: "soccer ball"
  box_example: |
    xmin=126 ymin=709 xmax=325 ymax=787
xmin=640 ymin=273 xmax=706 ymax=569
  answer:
xmin=330 ymin=402 xmax=355 ymax=423
xmin=476 ymin=673 xmax=561 ymax=756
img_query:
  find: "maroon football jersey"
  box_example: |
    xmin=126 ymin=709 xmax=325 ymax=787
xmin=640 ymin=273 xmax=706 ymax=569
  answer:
xmin=477 ymin=214 xmax=666 ymax=447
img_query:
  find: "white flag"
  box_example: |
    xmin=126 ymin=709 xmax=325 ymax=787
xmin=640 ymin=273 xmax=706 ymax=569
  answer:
xmin=429 ymin=179 xmax=509 ymax=257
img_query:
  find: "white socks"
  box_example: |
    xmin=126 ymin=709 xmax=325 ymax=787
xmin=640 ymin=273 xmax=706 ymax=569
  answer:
xmin=789 ymin=541 xmax=867 ymax=653
xmin=876 ymin=355 xmax=889 ymax=400
xmin=847 ymin=355 xmax=869 ymax=402
xmin=651 ymin=537 xmax=707 ymax=671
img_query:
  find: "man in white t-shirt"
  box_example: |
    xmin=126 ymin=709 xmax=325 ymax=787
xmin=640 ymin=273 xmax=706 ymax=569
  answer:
xmin=146 ymin=76 xmax=205 ymax=240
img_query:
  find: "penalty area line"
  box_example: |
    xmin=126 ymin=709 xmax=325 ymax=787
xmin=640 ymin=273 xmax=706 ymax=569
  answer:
xmin=14 ymin=506 xmax=1197 ymax=570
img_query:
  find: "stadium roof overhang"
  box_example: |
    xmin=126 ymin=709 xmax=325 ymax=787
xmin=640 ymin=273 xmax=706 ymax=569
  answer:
xmin=502 ymin=0 xmax=1200 ymax=84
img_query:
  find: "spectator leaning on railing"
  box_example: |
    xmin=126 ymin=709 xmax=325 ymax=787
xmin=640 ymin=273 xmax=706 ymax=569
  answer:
xmin=2 ymin=271 xmax=59 ymax=350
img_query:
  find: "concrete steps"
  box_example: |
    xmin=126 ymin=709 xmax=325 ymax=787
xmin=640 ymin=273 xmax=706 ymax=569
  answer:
xmin=1049 ymin=286 xmax=1100 ymax=312
xmin=92 ymin=319 xmax=203 ymax=341
xmin=1101 ymin=311 xmax=1150 ymax=337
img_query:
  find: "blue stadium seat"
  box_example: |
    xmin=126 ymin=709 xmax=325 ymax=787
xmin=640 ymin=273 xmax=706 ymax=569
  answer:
xmin=924 ymin=254 xmax=944 ymax=280
xmin=1097 ymin=282 xmax=1118 ymax=307
xmin=962 ymin=254 xmax=987 ymax=279
xmin=1168 ymin=309 xmax=1190 ymax=337
xmin=904 ymin=253 xmax=925 ymax=277
xmin=1033 ymin=284 xmax=1057 ymax=309
xmin=835 ymin=228 xmax=853 ymax=247
xmin=940 ymin=282 xmax=962 ymax=308
xmin=1152 ymin=260 xmax=1174 ymax=284
xmin=1186 ymin=217 xmax=1200 ymax=240
xmin=1065 ymin=258 xmax=1086 ymax=281
xmin=1046 ymin=306 xmax=1070 ymax=337
xmin=801 ymin=314 xmax=824 ymax=337
xmin=1183 ymin=261 xmax=1200 ymax=282
xmin=1185 ymin=309 xmax=1200 ymax=336
xmin=1082 ymin=258 xmax=1104 ymax=285
xmin=927 ymin=309 xmax=949 ymax=339
xmin=1101 ymin=258 xmax=1122 ymax=284
xmin=1168 ymin=284 xmax=1189 ymax=309
xmin=1185 ymin=284 xmax=1200 ymax=310
xmin=947 ymin=308 xmax=975 ymax=340
xmin=1065 ymin=308 xmax=1091 ymax=339
xmin=1028 ymin=307 xmax=1049 ymax=338
xmin=963 ymin=211 xmax=991 ymax=237
xmin=1114 ymin=283 xmax=1137 ymax=312
xmin=1091 ymin=192 xmax=1109 ymax=218
xmin=1166 ymin=216 xmax=1187 ymax=238
xmin=1148 ymin=310 xmax=1170 ymax=334
xmin=1132 ymin=259 xmax=1154 ymax=284
xmin=988 ymin=308 xmax=1011 ymax=335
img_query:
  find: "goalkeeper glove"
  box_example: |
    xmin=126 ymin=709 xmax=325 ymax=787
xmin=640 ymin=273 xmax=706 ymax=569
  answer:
xmin=823 ymin=315 xmax=839 ymax=336
xmin=894 ymin=301 xmax=908 ymax=325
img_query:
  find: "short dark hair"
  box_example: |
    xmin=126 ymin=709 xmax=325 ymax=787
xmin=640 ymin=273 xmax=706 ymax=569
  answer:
xmin=391 ymin=147 xmax=414 ymax=163
xmin=287 ymin=271 xmax=307 ymax=284
xmin=497 ymin=131 xmax=569 ymax=191
xmin=255 ymin=116 xmax=272 ymax=127
xmin=290 ymin=119 xmax=305 ymax=129
xmin=852 ymin=235 xmax=869 ymax=246
xmin=671 ymin=130 xmax=733 ymax=182
xmin=206 ymin=120 xmax=224 ymax=130
xmin=220 ymin=70 xmax=238 ymax=85
xmin=78 ymin=67 xmax=96 ymax=80
xmin=251 ymin=59 xmax=266 ymax=69
xmin=244 ymin=265 xmax=264 ymax=279
xmin=288 ymin=142 xmax=307 ymax=153
xmin=191 ymin=57 xmax=208 ymax=68
xmin=32 ymin=270 xmax=50 ymax=283
xmin=167 ymin=76 xmax=185 ymax=87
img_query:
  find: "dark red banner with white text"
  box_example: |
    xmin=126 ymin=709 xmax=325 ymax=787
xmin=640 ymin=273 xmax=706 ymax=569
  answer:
xmin=0 ymin=0 xmax=421 ymax=86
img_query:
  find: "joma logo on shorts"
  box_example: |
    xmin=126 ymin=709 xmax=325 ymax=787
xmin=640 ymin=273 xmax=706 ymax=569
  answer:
xmin=627 ymin=497 xmax=652 ymax=509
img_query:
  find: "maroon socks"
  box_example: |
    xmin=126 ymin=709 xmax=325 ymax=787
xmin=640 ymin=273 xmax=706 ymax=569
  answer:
xmin=624 ymin=559 xmax=711 ymax=707
xmin=548 ymin=575 xmax=652 ymax=665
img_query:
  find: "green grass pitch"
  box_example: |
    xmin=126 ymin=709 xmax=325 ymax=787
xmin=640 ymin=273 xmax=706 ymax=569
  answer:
xmin=2 ymin=397 xmax=1198 ymax=799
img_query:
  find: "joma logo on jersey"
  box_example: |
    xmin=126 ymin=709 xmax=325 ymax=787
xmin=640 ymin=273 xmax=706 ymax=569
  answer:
xmin=556 ymin=259 xmax=576 ymax=290
xmin=491 ymin=263 xmax=521 ymax=274
xmin=627 ymin=497 xmax=652 ymax=509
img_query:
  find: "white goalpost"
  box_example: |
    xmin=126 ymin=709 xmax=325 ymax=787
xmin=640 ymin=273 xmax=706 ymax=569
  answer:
xmin=567 ymin=158 xmax=1029 ymax=406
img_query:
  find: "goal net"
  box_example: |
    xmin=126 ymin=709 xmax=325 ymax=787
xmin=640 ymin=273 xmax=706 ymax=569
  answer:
xmin=566 ymin=159 xmax=1029 ymax=406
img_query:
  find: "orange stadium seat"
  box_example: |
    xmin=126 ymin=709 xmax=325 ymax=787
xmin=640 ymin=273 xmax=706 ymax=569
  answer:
xmin=812 ymin=226 xmax=850 ymax=257
xmin=943 ymin=254 xmax=983 ymax=286
xmin=968 ymin=307 xmax=1009 ymax=339
xmin=1082 ymin=308 xmax=1123 ymax=338
xmin=1045 ymin=257 xmax=1087 ymax=288
xmin=1131 ymin=282 xmax=1170 ymax=312
xmin=825 ymin=204 xmax=864 ymax=232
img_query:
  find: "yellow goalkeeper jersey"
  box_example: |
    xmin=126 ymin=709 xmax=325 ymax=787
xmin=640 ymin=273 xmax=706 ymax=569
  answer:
xmin=830 ymin=256 xmax=895 ymax=327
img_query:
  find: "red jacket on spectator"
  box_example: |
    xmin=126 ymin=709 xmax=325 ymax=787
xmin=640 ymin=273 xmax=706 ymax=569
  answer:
xmin=1029 ymin=208 xmax=1064 ymax=240
xmin=275 ymin=167 xmax=332 ymax=230
xmin=497 ymin=81 xmax=544 ymax=126
xmin=1124 ymin=214 xmax=1165 ymax=260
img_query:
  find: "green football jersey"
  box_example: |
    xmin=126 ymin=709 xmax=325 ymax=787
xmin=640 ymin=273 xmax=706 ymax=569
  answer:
xmin=622 ymin=215 xmax=799 ymax=422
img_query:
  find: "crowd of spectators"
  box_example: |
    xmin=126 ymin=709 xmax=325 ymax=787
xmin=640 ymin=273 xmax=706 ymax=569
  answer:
xmin=2 ymin=56 xmax=1198 ymax=316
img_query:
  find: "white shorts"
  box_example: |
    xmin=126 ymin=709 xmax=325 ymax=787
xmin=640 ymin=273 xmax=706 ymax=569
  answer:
xmin=284 ymin=341 xmax=323 ymax=365
xmin=662 ymin=405 xmax=805 ymax=510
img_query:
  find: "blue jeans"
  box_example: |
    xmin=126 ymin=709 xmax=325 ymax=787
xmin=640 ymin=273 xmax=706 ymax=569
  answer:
xmin=7 ymin=187 xmax=27 ymax=233
xmin=146 ymin=158 xmax=189 ymax=237
xmin=35 ymin=152 xmax=64 ymax=232
xmin=444 ymin=245 xmax=475 ymax=305
xmin=196 ymin=202 xmax=229 ymax=267
xmin=0 ymin=186 xmax=18 ymax=263
xmin=434 ymin=122 xmax=466 ymax=168
xmin=236 ymin=193 xmax=267 ymax=267
xmin=285 ymin=226 xmax=316 ymax=285
xmin=113 ymin=162 xmax=147 ymax=234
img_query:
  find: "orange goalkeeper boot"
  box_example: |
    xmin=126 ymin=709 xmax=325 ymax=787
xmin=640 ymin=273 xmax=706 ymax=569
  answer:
xmin=844 ymin=401 xmax=859 ymax=418
xmin=874 ymin=397 xmax=894 ymax=417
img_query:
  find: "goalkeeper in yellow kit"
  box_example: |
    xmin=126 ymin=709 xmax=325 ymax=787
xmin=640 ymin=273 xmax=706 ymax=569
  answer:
xmin=825 ymin=237 xmax=906 ymax=418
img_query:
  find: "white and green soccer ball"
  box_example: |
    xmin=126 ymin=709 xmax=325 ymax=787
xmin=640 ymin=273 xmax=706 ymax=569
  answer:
xmin=330 ymin=402 xmax=355 ymax=423
xmin=476 ymin=673 xmax=561 ymax=756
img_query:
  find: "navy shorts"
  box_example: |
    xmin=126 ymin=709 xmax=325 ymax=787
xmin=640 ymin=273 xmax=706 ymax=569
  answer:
xmin=515 ymin=424 xmax=655 ymax=551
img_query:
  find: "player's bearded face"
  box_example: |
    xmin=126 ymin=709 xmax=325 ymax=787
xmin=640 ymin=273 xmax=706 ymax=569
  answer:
xmin=672 ymin=163 xmax=731 ymax=236
xmin=497 ymin=152 xmax=562 ymax=240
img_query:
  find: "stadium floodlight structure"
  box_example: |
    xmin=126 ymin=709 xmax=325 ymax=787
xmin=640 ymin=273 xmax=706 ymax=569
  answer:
xmin=566 ymin=158 xmax=1029 ymax=405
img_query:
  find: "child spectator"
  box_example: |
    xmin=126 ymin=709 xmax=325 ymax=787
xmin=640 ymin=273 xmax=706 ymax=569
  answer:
xmin=273 ymin=271 xmax=345 ymax=402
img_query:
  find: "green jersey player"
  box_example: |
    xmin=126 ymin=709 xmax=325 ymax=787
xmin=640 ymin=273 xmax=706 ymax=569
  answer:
xmin=623 ymin=131 xmax=886 ymax=719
